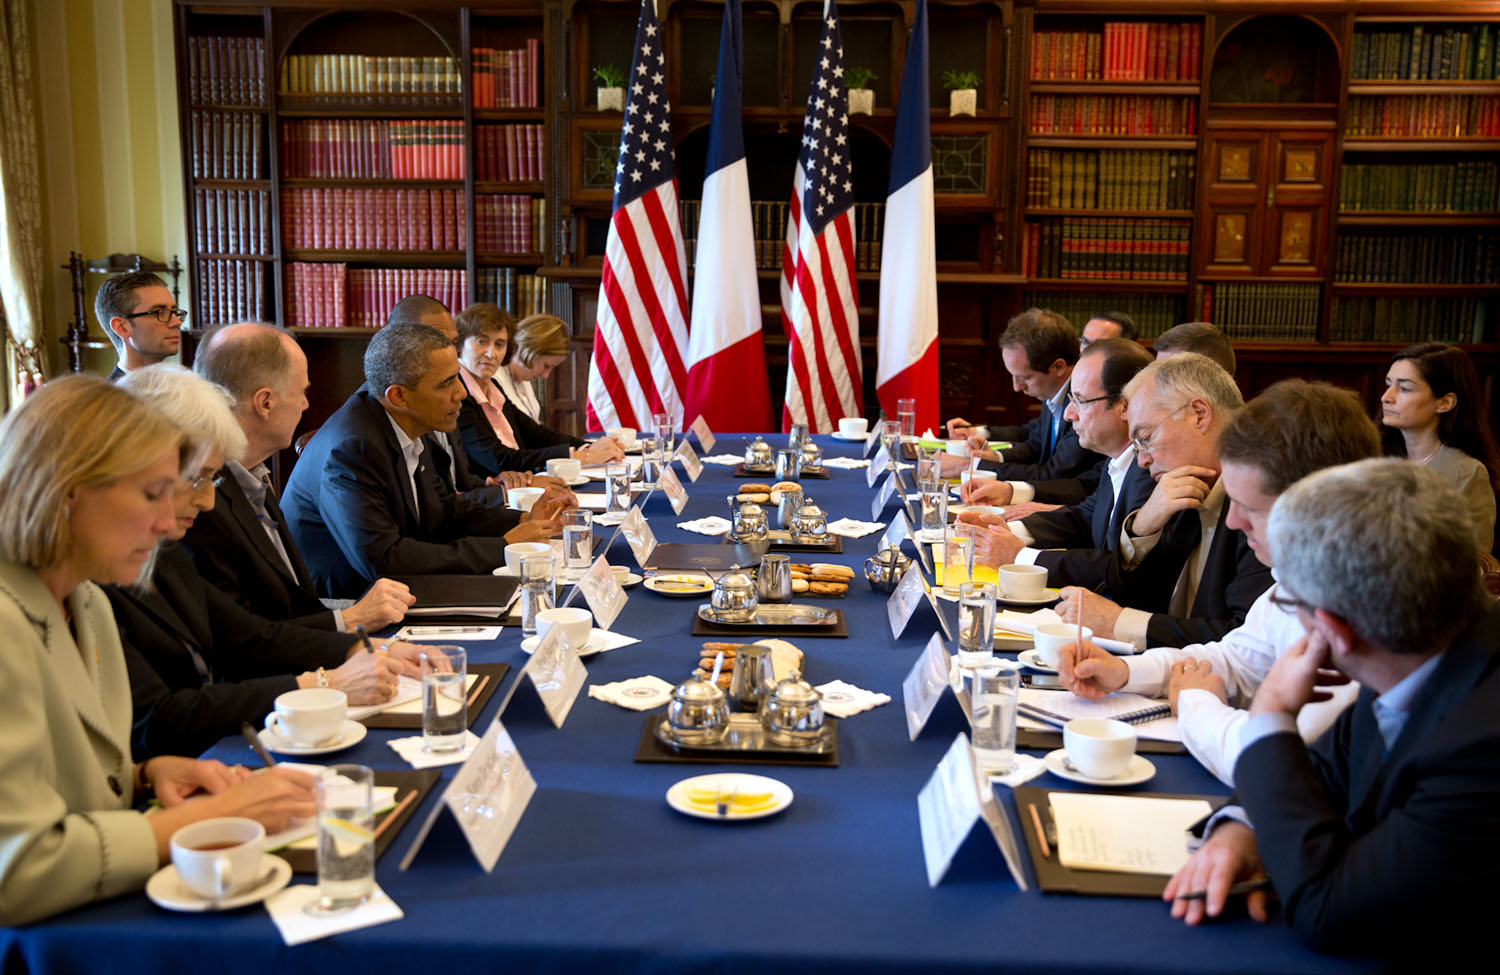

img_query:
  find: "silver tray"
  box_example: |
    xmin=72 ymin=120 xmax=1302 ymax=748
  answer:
xmin=697 ymin=603 xmax=840 ymax=627
xmin=653 ymin=713 xmax=836 ymax=756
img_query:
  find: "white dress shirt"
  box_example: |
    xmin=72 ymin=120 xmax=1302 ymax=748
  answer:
xmin=495 ymin=365 xmax=542 ymax=423
xmin=1012 ymin=445 xmax=1136 ymax=560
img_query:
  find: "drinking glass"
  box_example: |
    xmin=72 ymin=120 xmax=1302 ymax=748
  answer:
xmin=920 ymin=483 xmax=947 ymax=536
xmin=897 ymin=397 xmax=917 ymax=441
xmin=605 ymin=463 xmax=631 ymax=513
xmin=956 ymin=582 xmax=997 ymax=667
xmin=652 ymin=412 xmax=674 ymax=458
xmin=970 ymin=663 xmax=1020 ymax=774
xmin=916 ymin=445 xmax=942 ymax=486
xmin=562 ymin=508 xmax=593 ymax=572
xmin=313 ymin=764 xmax=374 ymax=913
xmin=879 ymin=419 xmax=901 ymax=471
xmin=520 ymin=553 xmax=555 ymax=636
xmin=942 ymin=530 xmax=973 ymax=597
xmin=421 ymin=646 xmax=466 ymax=753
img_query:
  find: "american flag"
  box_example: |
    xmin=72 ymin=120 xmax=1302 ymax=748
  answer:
xmin=779 ymin=0 xmax=863 ymax=434
xmin=586 ymin=0 xmax=689 ymax=432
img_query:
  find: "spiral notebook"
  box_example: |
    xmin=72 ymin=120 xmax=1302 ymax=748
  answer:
xmin=1015 ymin=689 xmax=1180 ymax=742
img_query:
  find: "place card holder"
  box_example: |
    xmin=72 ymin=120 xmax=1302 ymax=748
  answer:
xmin=689 ymin=415 xmax=716 ymax=453
xmin=916 ymin=733 xmax=1030 ymax=888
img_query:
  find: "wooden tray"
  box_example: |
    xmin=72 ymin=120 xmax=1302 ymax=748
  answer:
xmin=272 ymin=768 xmax=440 ymax=874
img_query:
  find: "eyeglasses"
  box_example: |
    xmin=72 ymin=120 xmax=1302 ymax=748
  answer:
xmin=183 ymin=470 xmax=218 ymax=492
xmin=123 ymin=306 xmax=189 ymax=325
xmin=1130 ymin=403 xmax=1189 ymax=456
xmin=1268 ymin=587 xmax=1315 ymax=616
xmin=1068 ymin=391 xmax=1114 ymax=410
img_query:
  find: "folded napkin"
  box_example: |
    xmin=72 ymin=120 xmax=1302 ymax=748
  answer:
xmin=988 ymin=753 xmax=1048 ymax=788
xmin=677 ymin=515 xmax=732 ymax=536
xmin=593 ymin=510 xmax=628 ymax=527
xmin=815 ymin=679 xmax=891 ymax=718
xmin=265 ymin=883 xmax=403 ymax=946
xmin=387 ymin=730 xmax=481 ymax=769
xmin=588 ymin=675 xmax=676 ymax=711
xmin=825 ymin=517 xmax=885 ymax=538
xmin=700 ymin=453 xmax=745 ymax=467
xmin=821 ymin=457 xmax=870 ymax=470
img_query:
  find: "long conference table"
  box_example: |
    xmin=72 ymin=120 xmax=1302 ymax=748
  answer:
xmin=1 ymin=435 xmax=1384 ymax=974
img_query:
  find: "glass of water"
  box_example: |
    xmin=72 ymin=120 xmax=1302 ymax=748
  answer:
xmin=920 ymin=482 xmax=947 ymax=536
xmin=562 ymin=508 xmax=593 ymax=572
xmin=313 ymin=764 xmax=374 ymax=913
xmin=520 ymin=553 xmax=555 ymax=636
xmin=897 ymin=397 xmax=917 ymax=441
xmin=879 ymin=419 xmax=901 ymax=470
xmin=422 ymin=646 xmax=466 ymax=753
xmin=957 ymin=582 xmax=997 ymax=667
xmin=652 ymin=412 xmax=673 ymax=458
xmin=942 ymin=529 xmax=973 ymax=597
xmin=605 ymin=463 xmax=631 ymax=513
xmin=970 ymin=663 xmax=1020 ymax=774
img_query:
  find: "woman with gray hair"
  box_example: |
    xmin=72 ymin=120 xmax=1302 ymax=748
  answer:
xmin=109 ymin=365 xmax=426 ymax=759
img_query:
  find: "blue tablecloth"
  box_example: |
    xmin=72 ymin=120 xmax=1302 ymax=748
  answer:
xmin=0 ymin=435 xmax=1379 ymax=974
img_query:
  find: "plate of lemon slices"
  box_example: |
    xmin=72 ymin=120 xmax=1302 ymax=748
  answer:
xmin=665 ymin=773 xmax=793 ymax=821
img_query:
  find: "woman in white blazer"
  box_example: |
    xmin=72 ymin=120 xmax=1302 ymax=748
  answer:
xmin=0 ymin=376 xmax=315 ymax=925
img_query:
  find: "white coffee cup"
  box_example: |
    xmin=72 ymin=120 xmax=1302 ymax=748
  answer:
xmin=970 ymin=470 xmax=998 ymax=482
xmin=608 ymin=427 xmax=638 ymax=448
xmin=946 ymin=439 xmax=972 ymax=457
xmin=964 ymin=504 xmax=1006 ymax=519
xmin=505 ymin=541 xmax=552 ymax=573
xmin=535 ymin=607 xmax=594 ymax=651
xmin=170 ymin=817 xmax=266 ymax=900
xmin=546 ymin=457 xmax=582 ymax=481
xmin=508 ymin=486 xmax=545 ymax=512
xmin=838 ymin=416 xmax=869 ymax=438
xmin=610 ymin=564 xmax=632 ymax=584
xmin=1033 ymin=622 xmax=1091 ymax=669
xmin=1063 ymin=718 xmax=1137 ymax=779
xmin=265 ymin=687 xmax=346 ymax=746
xmin=997 ymin=563 xmax=1048 ymax=600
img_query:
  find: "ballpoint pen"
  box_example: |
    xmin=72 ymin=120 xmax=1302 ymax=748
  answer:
xmin=356 ymin=624 xmax=377 ymax=654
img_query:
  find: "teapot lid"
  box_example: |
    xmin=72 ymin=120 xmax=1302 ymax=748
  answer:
xmin=717 ymin=564 xmax=754 ymax=591
xmin=768 ymin=669 xmax=820 ymax=706
xmin=797 ymin=497 xmax=826 ymax=517
xmin=674 ymin=672 xmax=725 ymax=704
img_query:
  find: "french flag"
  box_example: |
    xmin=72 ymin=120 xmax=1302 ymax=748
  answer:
xmin=875 ymin=0 xmax=939 ymax=435
xmin=683 ymin=0 xmax=773 ymax=432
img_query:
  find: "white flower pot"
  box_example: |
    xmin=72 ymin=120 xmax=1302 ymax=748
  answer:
xmin=949 ymin=88 xmax=977 ymax=117
xmin=598 ymin=86 xmax=624 ymax=111
xmin=848 ymin=88 xmax=874 ymax=115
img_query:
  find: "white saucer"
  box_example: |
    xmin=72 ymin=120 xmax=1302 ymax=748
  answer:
xmin=915 ymin=527 xmax=946 ymax=543
xmin=146 ymin=854 xmax=292 ymax=912
xmin=1043 ymin=749 xmax=1156 ymax=787
xmin=1017 ymin=649 xmax=1058 ymax=672
xmin=521 ymin=628 xmax=609 ymax=656
xmin=564 ymin=475 xmax=590 ymax=487
xmin=259 ymin=718 xmax=368 ymax=756
xmin=618 ymin=571 xmax=643 ymax=588
xmin=830 ymin=431 xmax=868 ymax=442
xmin=998 ymin=587 xmax=1062 ymax=607
xmin=666 ymin=772 xmax=793 ymax=821
xmin=493 ymin=565 xmax=518 ymax=577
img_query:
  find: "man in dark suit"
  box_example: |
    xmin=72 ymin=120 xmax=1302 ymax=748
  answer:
xmin=939 ymin=308 xmax=1105 ymax=502
xmin=283 ymin=322 xmax=566 ymax=597
xmin=1058 ymin=353 xmax=1272 ymax=650
xmin=959 ymin=338 xmax=1156 ymax=591
xmin=184 ymin=323 xmax=415 ymax=630
xmin=95 ymin=272 xmax=183 ymax=380
xmin=1163 ymin=459 xmax=1500 ymax=954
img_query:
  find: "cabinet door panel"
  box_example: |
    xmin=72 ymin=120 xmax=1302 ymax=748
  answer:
xmin=1199 ymin=134 xmax=1266 ymax=277
xmin=1262 ymin=133 xmax=1332 ymax=276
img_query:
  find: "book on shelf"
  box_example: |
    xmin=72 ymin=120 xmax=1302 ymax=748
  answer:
xmin=194 ymin=189 xmax=271 ymax=256
xmin=1030 ymin=22 xmax=1201 ymax=82
xmin=1028 ymin=94 xmax=1196 ymax=137
xmin=280 ymin=120 xmax=466 ymax=180
xmin=279 ymin=55 xmax=460 ymax=96
xmin=190 ymin=111 xmax=264 ymax=181
xmin=281 ymin=188 xmax=465 ymax=251
xmin=1336 ymin=231 xmax=1500 ymax=284
xmin=1026 ymin=217 xmax=1190 ymax=282
xmin=187 ymin=35 xmax=266 ymax=106
xmin=1339 ymin=161 xmax=1499 ymax=213
xmin=470 ymin=40 xmax=541 ymax=108
xmin=1331 ymin=295 xmax=1490 ymax=344
xmin=286 ymin=263 xmax=467 ymax=329
xmin=475 ymin=268 xmax=550 ymax=317
xmin=1352 ymin=24 xmax=1498 ymax=82
xmin=1028 ymin=148 xmax=1195 ymax=210
xmin=1344 ymin=95 xmax=1500 ymax=139
xmin=475 ymin=195 xmax=545 ymax=254
xmin=475 ymin=124 xmax=545 ymax=181
xmin=196 ymin=259 xmax=266 ymax=326
xmin=1201 ymin=283 xmax=1321 ymax=342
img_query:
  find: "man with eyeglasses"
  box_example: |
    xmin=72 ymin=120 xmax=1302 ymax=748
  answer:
xmin=956 ymin=338 xmax=1156 ymax=590
xmin=1056 ymin=353 xmax=1271 ymax=651
xmin=1057 ymin=380 xmax=1378 ymax=784
xmin=95 ymin=272 xmax=186 ymax=380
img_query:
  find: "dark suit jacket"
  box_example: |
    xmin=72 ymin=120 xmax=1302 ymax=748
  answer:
xmin=282 ymin=387 xmax=522 ymax=597
xmin=1107 ymin=498 xmax=1274 ymax=647
xmin=107 ymin=545 xmax=354 ymax=759
xmin=457 ymin=376 xmax=578 ymax=478
xmin=181 ymin=469 xmax=337 ymax=629
xmin=1233 ymin=604 xmax=1500 ymax=953
xmin=980 ymin=382 xmax=1106 ymax=495
xmin=1024 ymin=460 xmax=1156 ymax=590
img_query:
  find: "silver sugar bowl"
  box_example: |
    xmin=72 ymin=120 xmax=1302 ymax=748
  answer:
xmin=791 ymin=497 xmax=829 ymax=541
xmin=744 ymin=436 xmax=774 ymax=471
xmin=666 ymin=673 xmax=729 ymax=745
xmin=709 ymin=564 xmax=759 ymax=623
xmin=759 ymin=669 xmax=825 ymax=747
xmin=864 ymin=547 xmax=913 ymax=594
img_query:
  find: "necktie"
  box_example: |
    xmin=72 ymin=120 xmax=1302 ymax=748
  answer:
xmin=253 ymin=471 xmax=299 ymax=578
xmin=1091 ymin=474 xmax=1118 ymax=550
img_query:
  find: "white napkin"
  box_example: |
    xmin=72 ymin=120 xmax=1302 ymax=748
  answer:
xmin=582 ymin=629 xmax=642 ymax=655
xmin=387 ymin=730 xmax=482 ymax=769
xmin=821 ymin=457 xmax=870 ymax=469
xmin=677 ymin=515 xmax=732 ymax=536
xmin=815 ymin=679 xmax=891 ymax=718
xmin=572 ymin=492 xmax=610 ymax=510
xmin=700 ymin=453 xmax=745 ymax=466
xmin=264 ymin=883 xmax=404 ymax=946
xmin=987 ymin=753 xmax=1049 ymax=788
xmin=588 ymin=675 xmax=676 ymax=711
xmin=593 ymin=510 xmax=628 ymax=526
xmin=825 ymin=517 xmax=884 ymax=538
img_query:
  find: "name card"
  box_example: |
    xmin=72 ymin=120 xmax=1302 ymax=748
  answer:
xmin=863 ymin=425 xmax=881 ymax=457
xmin=916 ymin=733 xmax=1031 ymax=889
xmin=674 ymin=440 xmax=703 ymax=482
xmin=401 ymin=717 xmax=536 ymax=873
xmin=620 ymin=506 xmax=658 ymax=567
xmin=870 ymin=474 xmax=897 ymax=521
xmin=689 ymin=415 xmax=716 ymax=453
xmin=577 ymin=554 xmax=627 ymax=630
xmin=657 ymin=465 xmax=689 ymax=514
xmin=880 ymin=507 xmax=911 ymax=553
xmin=924 ymin=576 xmax=955 ymax=642
xmin=524 ymin=622 xmax=588 ymax=728
xmin=887 ymin=562 xmax=928 ymax=638
xmin=902 ymin=632 xmax=952 ymax=740
xmin=867 ymin=446 xmax=890 ymax=487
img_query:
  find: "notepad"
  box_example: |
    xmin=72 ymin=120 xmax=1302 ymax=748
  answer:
xmin=1015 ymin=688 xmax=1182 ymax=742
xmin=1048 ymin=793 xmax=1211 ymax=876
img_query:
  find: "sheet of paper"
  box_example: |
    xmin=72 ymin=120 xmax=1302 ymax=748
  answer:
xmin=1015 ymin=688 xmax=1182 ymax=742
xmin=270 ymin=787 xmax=401 ymax=851
xmin=393 ymin=624 xmax=502 ymax=642
xmin=572 ymin=492 xmax=609 ymax=510
xmin=1049 ymin=793 xmax=1211 ymax=876
xmin=347 ymin=676 xmax=422 ymax=720
xmin=381 ymin=673 xmax=480 ymax=717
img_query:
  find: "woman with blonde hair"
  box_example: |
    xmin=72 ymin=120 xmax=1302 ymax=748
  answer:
xmin=0 ymin=375 xmax=315 ymax=925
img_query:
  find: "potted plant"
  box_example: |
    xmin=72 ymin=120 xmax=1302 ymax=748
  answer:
xmin=593 ymin=64 xmax=625 ymax=111
xmin=942 ymin=68 xmax=980 ymax=116
xmin=845 ymin=66 xmax=876 ymax=115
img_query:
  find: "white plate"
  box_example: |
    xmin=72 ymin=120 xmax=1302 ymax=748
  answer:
xmin=259 ymin=718 xmax=368 ymax=756
xmin=1017 ymin=649 xmax=1058 ymax=672
xmin=1043 ymin=749 xmax=1156 ymax=788
xmin=146 ymin=854 xmax=292 ymax=913
xmin=666 ymin=773 xmax=794 ymax=822
xmin=830 ymin=431 xmax=868 ymax=442
xmin=520 ymin=628 xmax=609 ymax=656
xmin=643 ymin=574 xmax=714 ymax=597
xmin=998 ymin=587 xmax=1062 ymax=607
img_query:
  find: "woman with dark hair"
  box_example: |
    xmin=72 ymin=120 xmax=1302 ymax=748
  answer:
xmin=1380 ymin=342 xmax=1499 ymax=552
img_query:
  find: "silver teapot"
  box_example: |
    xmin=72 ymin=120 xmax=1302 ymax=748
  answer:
xmin=864 ymin=547 xmax=913 ymax=594
xmin=799 ymin=439 xmax=824 ymax=471
xmin=759 ymin=669 xmax=824 ymax=747
xmin=666 ymin=673 xmax=729 ymax=745
xmin=743 ymin=436 xmax=774 ymax=471
xmin=709 ymin=564 xmax=759 ymax=623
xmin=727 ymin=494 xmax=769 ymax=541
xmin=791 ymin=496 xmax=828 ymax=541
xmin=775 ymin=483 xmax=804 ymax=531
